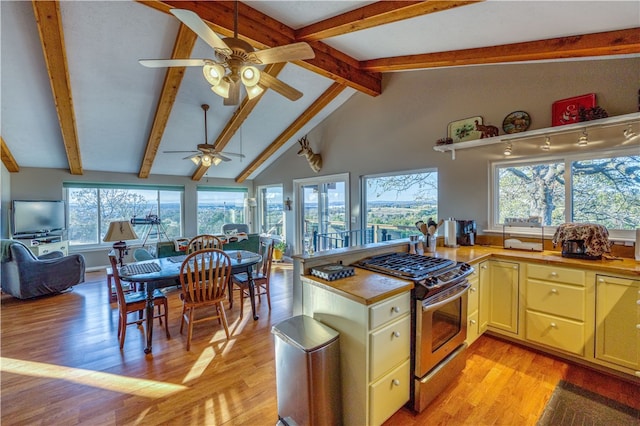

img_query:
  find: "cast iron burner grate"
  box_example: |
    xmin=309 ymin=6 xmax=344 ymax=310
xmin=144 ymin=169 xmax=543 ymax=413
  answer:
xmin=353 ymin=252 xmax=455 ymax=281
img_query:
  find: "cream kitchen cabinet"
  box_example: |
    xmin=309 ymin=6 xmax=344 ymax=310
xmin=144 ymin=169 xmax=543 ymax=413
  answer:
xmin=595 ymin=274 xmax=640 ymax=375
xmin=525 ymin=264 xmax=587 ymax=356
xmin=466 ymin=266 xmax=481 ymax=346
xmin=302 ymin=278 xmax=411 ymax=426
xmin=487 ymin=260 xmax=519 ymax=335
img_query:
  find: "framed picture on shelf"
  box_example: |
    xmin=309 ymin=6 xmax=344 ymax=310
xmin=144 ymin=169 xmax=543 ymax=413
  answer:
xmin=447 ymin=116 xmax=483 ymax=142
xmin=551 ymin=93 xmax=596 ymax=126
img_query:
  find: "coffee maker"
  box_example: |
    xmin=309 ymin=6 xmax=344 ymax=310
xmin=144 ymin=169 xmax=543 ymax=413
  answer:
xmin=456 ymin=220 xmax=476 ymax=246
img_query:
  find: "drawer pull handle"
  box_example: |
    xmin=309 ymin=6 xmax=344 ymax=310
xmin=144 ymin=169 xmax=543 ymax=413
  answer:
xmin=393 ymin=331 xmax=401 ymax=338
xmin=481 ymin=265 xmax=487 ymax=269
xmin=392 ymin=306 xmax=400 ymax=313
xmin=470 ymin=287 xmax=477 ymax=292
xmin=551 ymin=288 xmax=558 ymax=294
xmin=551 ymin=272 xmax=558 ymax=277
xmin=598 ymin=278 xmax=604 ymax=283
xmin=550 ymin=322 xmax=557 ymax=328
xmin=636 ymin=371 xmax=640 ymax=378
xmin=470 ymin=319 xmax=477 ymax=325
xmin=636 ymin=324 xmax=640 ymax=330
xmin=392 ymin=379 xmax=400 ymax=386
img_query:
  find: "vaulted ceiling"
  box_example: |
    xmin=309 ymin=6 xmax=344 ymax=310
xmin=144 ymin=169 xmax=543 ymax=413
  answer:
xmin=2 ymin=1 xmax=639 ymax=182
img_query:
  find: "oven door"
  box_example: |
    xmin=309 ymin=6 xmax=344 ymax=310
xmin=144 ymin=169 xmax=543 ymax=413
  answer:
xmin=415 ymin=282 xmax=470 ymax=378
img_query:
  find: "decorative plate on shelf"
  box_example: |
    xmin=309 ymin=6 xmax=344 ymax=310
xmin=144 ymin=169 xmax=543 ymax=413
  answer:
xmin=502 ymin=111 xmax=531 ymax=134
xmin=447 ymin=116 xmax=483 ymax=142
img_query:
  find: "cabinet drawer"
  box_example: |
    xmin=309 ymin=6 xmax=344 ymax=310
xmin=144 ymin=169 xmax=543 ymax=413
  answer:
xmin=526 ymin=310 xmax=585 ymax=356
xmin=370 ymin=315 xmax=411 ymax=380
xmin=527 ymin=264 xmax=585 ymax=286
xmin=466 ymin=310 xmax=480 ymax=346
xmin=369 ymin=359 xmax=410 ymax=426
xmin=369 ymin=292 xmax=410 ymax=330
xmin=468 ymin=277 xmax=479 ymax=313
xmin=526 ymin=280 xmax=585 ymax=320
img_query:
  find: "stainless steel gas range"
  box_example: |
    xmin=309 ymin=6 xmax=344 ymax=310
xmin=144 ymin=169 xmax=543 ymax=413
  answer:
xmin=352 ymin=252 xmax=474 ymax=413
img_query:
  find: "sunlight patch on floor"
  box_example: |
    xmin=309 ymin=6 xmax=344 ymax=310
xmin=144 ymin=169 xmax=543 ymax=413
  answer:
xmin=1 ymin=357 xmax=187 ymax=397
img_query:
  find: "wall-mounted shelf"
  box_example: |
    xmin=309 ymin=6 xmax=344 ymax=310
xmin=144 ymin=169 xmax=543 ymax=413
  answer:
xmin=433 ymin=112 xmax=640 ymax=159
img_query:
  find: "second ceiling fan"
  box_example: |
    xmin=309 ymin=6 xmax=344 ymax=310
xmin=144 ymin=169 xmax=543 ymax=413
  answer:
xmin=140 ymin=3 xmax=315 ymax=105
xmin=164 ymin=104 xmax=245 ymax=167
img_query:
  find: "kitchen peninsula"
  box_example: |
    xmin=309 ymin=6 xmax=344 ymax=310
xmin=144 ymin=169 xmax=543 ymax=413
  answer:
xmin=293 ymin=240 xmax=640 ymax=426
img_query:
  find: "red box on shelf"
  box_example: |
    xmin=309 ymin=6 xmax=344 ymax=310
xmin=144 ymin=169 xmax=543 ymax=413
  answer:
xmin=551 ymin=93 xmax=596 ymax=126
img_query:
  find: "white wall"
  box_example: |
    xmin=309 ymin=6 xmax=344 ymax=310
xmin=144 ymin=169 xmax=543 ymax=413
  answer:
xmin=1 ymin=163 xmax=11 ymax=238
xmin=255 ymin=57 xmax=640 ymax=244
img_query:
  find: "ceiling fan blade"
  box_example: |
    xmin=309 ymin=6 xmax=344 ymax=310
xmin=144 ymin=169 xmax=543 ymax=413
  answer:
xmin=224 ymin=80 xmax=241 ymax=106
xmin=213 ymin=153 xmax=232 ymax=162
xmin=163 ymin=150 xmax=199 ymax=154
xmin=258 ymin=72 xmax=303 ymax=101
xmin=218 ymin=151 xmax=245 ymax=158
xmin=170 ymin=9 xmax=231 ymax=54
xmin=139 ymin=59 xmax=207 ymax=68
xmin=252 ymin=42 xmax=315 ymax=65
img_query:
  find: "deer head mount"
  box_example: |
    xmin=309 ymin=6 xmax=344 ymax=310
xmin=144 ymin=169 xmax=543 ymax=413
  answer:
xmin=297 ymin=135 xmax=322 ymax=173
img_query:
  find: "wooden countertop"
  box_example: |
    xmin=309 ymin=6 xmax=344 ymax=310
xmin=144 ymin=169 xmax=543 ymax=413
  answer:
xmin=301 ymin=268 xmax=413 ymax=306
xmin=301 ymin=245 xmax=639 ymax=305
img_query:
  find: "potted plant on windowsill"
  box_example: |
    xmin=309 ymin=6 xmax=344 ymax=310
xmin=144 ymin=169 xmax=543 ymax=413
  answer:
xmin=273 ymin=240 xmax=287 ymax=261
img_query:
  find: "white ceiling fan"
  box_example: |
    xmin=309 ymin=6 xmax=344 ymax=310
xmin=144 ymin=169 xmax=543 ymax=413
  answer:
xmin=139 ymin=2 xmax=315 ymax=106
xmin=163 ymin=104 xmax=245 ymax=167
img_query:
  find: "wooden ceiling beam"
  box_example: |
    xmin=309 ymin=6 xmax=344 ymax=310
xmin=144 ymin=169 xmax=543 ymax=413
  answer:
xmin=141 ymin=0 xmax=381 ymax=96
xmin=138 ymin=24 xmax=198 ymax=179
xmin=296 ymin=1 xmax=482 ymax=41
xmin=1 ymin=136 xmax=20 ymax=173
xmin=361 ymin=28 xmax=640 ymax=72
xmin=235 ymin=82 xmax=346 ymax=183
xmin=32 ymin=1 xmax=82 ymax=175
xmin=191 ymin=62 xmax=287 ymax=181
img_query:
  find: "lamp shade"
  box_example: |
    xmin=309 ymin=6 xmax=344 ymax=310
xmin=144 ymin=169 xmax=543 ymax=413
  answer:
xmin=103 ymin=220 xmax=138 ymax=242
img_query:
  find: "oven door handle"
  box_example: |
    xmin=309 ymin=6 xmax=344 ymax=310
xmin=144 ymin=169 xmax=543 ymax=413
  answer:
xmin=422 ymin=282 xmax=471 ymax=311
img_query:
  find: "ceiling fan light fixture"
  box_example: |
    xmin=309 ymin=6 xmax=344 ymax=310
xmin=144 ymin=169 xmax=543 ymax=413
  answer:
xmin=212 ymin=156 xmax=222 ymax=166
xmin=246 ymin=84 xmax=264 ymax=100
xmin=201 ymin=154 xmax=212 ymax=167
xmin=241 ymin=66 xmax=260 ymax=87
xmin=190 ymin=156 xmax=201 ymax=165
xmin=211 ymin=79 xmax=231 ymax=98
xmin=203 ymin=63 xmax=225 ymax=86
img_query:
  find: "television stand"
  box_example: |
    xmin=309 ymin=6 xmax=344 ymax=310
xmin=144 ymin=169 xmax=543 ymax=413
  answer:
xmin=14 ymin=238 xmax=68 ymax=256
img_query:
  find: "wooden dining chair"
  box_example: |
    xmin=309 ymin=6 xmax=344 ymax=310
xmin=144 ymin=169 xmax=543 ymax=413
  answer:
xmin=179 ymin=248 xmax=233 ymax=351
xmin=108 ymin=254 xmax=170 ymax=349
xmin=186 ymin=234 xmax=225 ymax=254
xmin=231 ymin=239 xmax=274 ymax=318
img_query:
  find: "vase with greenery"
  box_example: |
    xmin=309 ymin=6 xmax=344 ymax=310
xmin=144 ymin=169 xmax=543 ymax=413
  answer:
xmin=273 ymin=240 xmax=287 ymax=261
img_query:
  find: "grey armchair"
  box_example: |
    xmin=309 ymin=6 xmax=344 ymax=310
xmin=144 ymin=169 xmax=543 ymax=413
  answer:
xmin=221 ymin=223 xmax=250 ymax=234
xmin=1 ymin=240 xmax=85 ymax=299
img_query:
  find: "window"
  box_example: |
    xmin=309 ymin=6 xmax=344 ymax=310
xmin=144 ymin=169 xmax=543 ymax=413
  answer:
xmin=491 ymin=148 xmax=639 ymax=239
xmin=197 ymin=187 xmax=248 ymax=234
xmin=257 ymin=185 xmax=285 ymax=239
xmin=362 ymin=169 xmax=438 ymax=243
xmin=65 ymin=183 xmax=183 ymax=247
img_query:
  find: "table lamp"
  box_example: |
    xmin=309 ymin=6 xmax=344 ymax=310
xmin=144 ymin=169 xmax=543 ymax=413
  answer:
xmin=103 ymin=220 xmax=139 ymax=267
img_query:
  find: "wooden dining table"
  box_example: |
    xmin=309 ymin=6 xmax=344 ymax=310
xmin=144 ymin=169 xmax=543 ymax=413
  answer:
xmin=118 ymin=250 xmax=262 ymax=354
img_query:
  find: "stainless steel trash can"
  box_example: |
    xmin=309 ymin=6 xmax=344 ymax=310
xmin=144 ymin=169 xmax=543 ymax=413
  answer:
xmin=272 ymin=315 xmax=342 ymax=426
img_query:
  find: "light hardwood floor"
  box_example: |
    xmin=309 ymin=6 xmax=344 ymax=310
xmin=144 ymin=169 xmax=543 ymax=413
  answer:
xmin=1 ymin=265 xmax=638 ymax=425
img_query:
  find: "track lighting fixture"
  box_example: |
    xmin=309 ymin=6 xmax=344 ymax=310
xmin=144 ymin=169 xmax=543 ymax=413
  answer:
xmin=577 ymin=130 xmax=588 ymax=147
xmin=503 ymin=143 xmax=512 ymax=156
xmin=541 ymin=136 xmax=551 ymax=151
xmin=623 ymin=125 xmax=637 ymax=140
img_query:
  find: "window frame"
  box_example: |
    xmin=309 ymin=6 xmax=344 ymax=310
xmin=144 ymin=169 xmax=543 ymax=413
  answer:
xmin=196 ymin=186 xmax=249 ymax=235
xmin=63 ymin=182 xmax=184 ymax=248
xmin=361 ymin=167 xmax=438 ymax=242
xmin=489 ymin=146 xmax=639 ymax=241
xmin=256 ymin=184 xmax=285 ymax=240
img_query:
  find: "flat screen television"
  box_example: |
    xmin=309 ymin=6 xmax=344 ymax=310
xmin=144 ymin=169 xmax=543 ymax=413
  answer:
xmin=12 ymin=200 xmax=66 ymax=237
